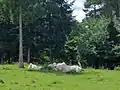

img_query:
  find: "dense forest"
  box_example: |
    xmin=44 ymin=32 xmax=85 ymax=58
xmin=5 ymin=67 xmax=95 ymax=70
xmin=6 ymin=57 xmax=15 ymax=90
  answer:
xmin=0 ymin=0 xmax=120 ymax=69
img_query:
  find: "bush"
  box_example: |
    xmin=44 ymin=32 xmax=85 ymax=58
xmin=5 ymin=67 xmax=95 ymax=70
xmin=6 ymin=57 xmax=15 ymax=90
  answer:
xmin=115 ymin=66 xmax=120 ymax=71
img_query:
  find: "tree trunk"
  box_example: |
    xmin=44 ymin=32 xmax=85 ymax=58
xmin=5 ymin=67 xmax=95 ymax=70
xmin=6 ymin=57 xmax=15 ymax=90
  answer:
xmin=0 ymin=54 xmax=4 ymax=64
xmin=27 ymin=47 xmax=30 ymax=64
xmin=116 ymin=0 xmax=120 ymax=17
xmin=18 ymin=5 xmax=24 ymax=68
xmin=49 ymin=47 xmax=53 ymax=64
xmin=8 ymin=52 xmax=12 ymax=64
xmin=9 ymin=7 xmax=14 ymax=24
xmin=69 ymin=59 xmax=72 ymax=65
xmin=8 ymin=57 xmax=12 ymax=64
xmin=93 ymin=5 xmax=96 ymax=18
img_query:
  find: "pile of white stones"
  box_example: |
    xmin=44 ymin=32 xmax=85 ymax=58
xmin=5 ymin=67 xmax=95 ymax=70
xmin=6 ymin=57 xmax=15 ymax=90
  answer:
xmin=28 ymin=62 xmax=82 ymax=73
xmin=48 ymin=62 xmax=82 ymax=73
xmin=28 ymin=63 xmax=43 ymax=70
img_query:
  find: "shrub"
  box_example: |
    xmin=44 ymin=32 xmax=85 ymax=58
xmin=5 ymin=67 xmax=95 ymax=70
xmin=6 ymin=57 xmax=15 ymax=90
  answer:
xmin=115 ymin=66 xmax=120 ymax=71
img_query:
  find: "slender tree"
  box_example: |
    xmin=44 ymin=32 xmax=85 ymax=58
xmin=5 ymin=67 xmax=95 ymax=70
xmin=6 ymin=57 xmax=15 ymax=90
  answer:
xmin=18 ymin=4 xmax=24 ymax=68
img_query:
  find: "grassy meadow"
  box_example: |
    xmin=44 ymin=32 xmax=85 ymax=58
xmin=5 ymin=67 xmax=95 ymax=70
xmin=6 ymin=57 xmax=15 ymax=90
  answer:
xmin=0 ymin=64 xmax=120 ymax=90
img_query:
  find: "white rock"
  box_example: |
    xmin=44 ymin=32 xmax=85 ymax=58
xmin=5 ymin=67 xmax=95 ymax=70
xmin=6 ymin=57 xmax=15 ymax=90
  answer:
xmin=56 ymin=62 xmax=67 ymax=71
xmin=47 ymin=62 xmax=82 ymax=73
xmin=69 ymin=65 xmax=82 ymax=72
xmin=28 ymin=63 xmax=37 ymax=69
xmin=36 ymin=66 xmax=43 ymax=70
xmin=48 ymin=62 xmax=57 ymax=68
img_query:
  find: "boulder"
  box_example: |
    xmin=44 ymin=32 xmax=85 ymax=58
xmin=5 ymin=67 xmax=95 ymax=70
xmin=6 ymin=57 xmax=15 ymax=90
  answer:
xmin=28 ymin=63 xmax=37 ymax=69
xmin=48 ymin=62 xmax=82 ymax=73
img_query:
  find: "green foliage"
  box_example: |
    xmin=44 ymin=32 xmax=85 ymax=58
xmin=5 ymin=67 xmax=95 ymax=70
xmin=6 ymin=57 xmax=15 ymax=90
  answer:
xmin=84 ymin=0 xmax=120 ymax=19
xmin=65 ymin=15 xmax=120 ymax=68
xmin=0 ymin=0 xmax=75 ymax=64
xmin=114 ymin=66 xmax=120 ymax=71
xmin=0 ymin=0 xmax=120 ymax=69
xmin=68 ymin=17 xmax=109 ymax=66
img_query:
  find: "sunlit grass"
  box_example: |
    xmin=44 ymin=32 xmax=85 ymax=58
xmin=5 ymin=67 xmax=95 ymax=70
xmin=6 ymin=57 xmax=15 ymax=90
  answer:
xmin=0 ymin=64 xmax=120 ymax=90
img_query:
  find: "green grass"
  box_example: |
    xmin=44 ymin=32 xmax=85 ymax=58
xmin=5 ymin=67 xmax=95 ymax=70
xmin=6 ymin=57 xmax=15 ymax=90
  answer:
xmin=0 ymin=64 xmax=120 ymax=90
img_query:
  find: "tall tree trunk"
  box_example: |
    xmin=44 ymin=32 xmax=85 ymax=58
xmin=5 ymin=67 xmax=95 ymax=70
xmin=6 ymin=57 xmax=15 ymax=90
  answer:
xmin=116 ymin=0 xmax=120 ymax=17
xmin=27 ymin=47 xmax=30 ymax=64
xmin=49 ymin=47 xmax=53 ymax=64
xmin=9 ymin=8 xmax=14 ymax=24
xmin=9 ymin=0 xmax=14 ymax=24
xmin=8 ymin=57 xmax=12 ymax=64
xmin=93 ymin=5 xmax=96 ymax=18
xmin=8 ymin=52 xmax=12 ymax=64
xmin=0 ymin=54 xmax=4 ymax=64
xmin=18 ymin=5 xmax=24 ymax=68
